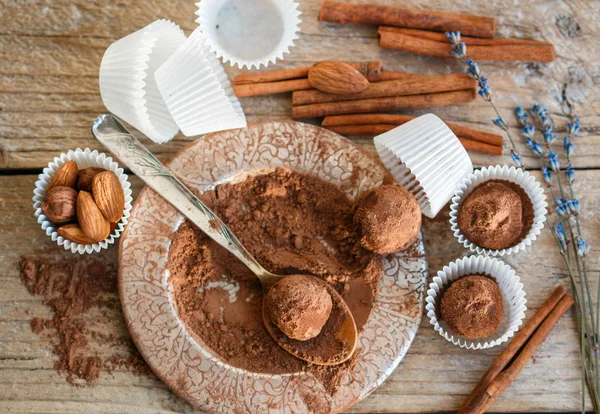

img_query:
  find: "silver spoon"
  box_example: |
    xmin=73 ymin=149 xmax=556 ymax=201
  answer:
xmin=92 ymin=114 xmax=357 ymax=366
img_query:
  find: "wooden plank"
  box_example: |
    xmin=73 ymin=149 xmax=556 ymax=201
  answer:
xmin=0 ymin=0 xmax=599 ymax=170
xmin=0 ymin=171 xmax=597 ymax=412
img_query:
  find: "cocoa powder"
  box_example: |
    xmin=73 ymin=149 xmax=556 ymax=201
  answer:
xmin=168 ymin=168 xmax=381 ymax=393
xmin=19 ymin=256 xmax=152 ymax=386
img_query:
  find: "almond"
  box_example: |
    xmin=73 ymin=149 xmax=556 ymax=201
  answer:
xmin=76 ymin=191 xmax=111 ymax=242
xmin=42 ymin=186 xmax=77 ymax=225
xmin=49 ymin=160 xmax=78 ymax=189
xmin=308 ymin=61 xmax=369 ymax=94
xmin=77 ymin=167 xmax=105 ymax=192
xmin=58 ymin=224 xmax=97 ymax=244
xmin=92 ymin=171 xmax=125 ymax=223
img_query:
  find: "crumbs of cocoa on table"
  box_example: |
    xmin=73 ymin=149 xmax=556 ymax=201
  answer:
xmin=19 ymin=256 xmax=153 ymax=386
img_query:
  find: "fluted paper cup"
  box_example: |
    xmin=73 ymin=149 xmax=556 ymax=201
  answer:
xmin=426 ymin=255 xmax=527 ymax=350
xmin=33 ymin=148 xmax=133 ymax=255
xmin=195 ymin=0 xmax=301 ymax=69
xmin=374 ymin=114 xmax=473 ymax=218
xmin=99 ymin=19 xmax=186 ymax=143
xmin=155 ymin=28 xmax=246 ymax=136
xmin=449 ymin=165 xmax=548 ymax=256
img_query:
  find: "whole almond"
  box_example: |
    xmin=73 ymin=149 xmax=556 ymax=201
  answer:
xmin=42 ymin=186 xmax=77 ymax=225
xmin=308 ymin=61 xmax=369 ymax=94
xmin=58 ymin=224 xmax=97 ymax=244
xmin=92 ymin=171 xmax=125 ymax=223
xmin=49 ymin=160 xmax=78 ymax=189
xmin=77 ymin=191 xmax=111 ymax=242
xmin=77 ymin=167 xmax=105 ymax=192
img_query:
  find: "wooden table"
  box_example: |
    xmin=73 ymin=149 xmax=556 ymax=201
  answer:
xmin=1 ymin=0 xmax=598 ymax=412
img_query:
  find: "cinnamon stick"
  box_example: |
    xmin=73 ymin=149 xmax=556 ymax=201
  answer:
xmin=234 ymin=79 xmax=312 ymax=98
xmin=234 ymin=61 xmax=383 ymax=85
xmin=292 ymin=89 xmax=476 ymax=119
xmin=459 ymin=285 xmax=573 ymax=414
xmin=322 ymin=114 xmax=503 ymax=146
xmin=319 ymin=1 xmax=496 ymax=38
xmin=379 ymin=26 xmax=555 ymax=62
xmin=325 ymin=124 xmax=502 ymax=155
xmin=292 ymin=73 xmax=475 ymax=105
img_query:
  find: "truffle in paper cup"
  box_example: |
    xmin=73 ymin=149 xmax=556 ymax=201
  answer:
xmin=195 ymin=0 xmax=301 ymax=69
xmin=449 ymin=165 xmax=548 ymax=256
xmin=155 ymin=28 xmax=246 ymax=136
xmin=99 ymin=19 xmax=186 ymax=143
xmin=33 ymin=148 xmax=133 ymax=255
xmin=426 ymin=255 xmax=527 ymax=350
xmin=374 ymin=113 xmax=473 ymax=218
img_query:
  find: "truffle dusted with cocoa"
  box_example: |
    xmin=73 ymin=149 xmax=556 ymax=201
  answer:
xmin=458 ymin=180 xmax=532 ymax=250
xmin=354 ymin=184 xmax=421 ymax=254
xmin=441 ymin=275 xmax=504 ymax=339
xmin=266 ymin=275 xmax=333 ymax=341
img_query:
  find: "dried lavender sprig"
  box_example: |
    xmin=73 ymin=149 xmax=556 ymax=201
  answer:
xmin=445 ymin=32 xmax=523 ymax=168
xmin=525 ymin=105 xmax=597 ymax=412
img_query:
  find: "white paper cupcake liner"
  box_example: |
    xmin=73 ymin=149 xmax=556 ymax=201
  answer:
xmin=33 ymin=148 xmax=133 ymax=255
xmin=195 ymin=0 xmax=301 ymax=69
xmin=426 ymin=255 xmax=527 ymax=350
xmin=449 ymin=165 xmax=548 ymax=256
xmin=155 ymin=28 xmax=247 ymax=137
xmin=99 ymin=19 xmax=186 ymax=143
xmin=374 ymin=114 xmax=473 ymax=218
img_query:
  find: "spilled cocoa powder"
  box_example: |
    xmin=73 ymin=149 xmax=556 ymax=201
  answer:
xmin=19 ymin=256 xmax=152 ymax=386
xmin=168 ymin=168 xmax=382 ymax=393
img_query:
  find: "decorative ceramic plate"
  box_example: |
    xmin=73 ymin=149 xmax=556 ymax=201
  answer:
xmin=119 ymin=121 xmax=427 ymax=413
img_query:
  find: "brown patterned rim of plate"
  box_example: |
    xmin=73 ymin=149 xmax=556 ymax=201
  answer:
xmin=118 ymin=121 xmax=427 ymax=413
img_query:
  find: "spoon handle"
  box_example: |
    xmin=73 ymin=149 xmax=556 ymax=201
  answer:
xmin=91 ymin=114 xmax=271 ymax=280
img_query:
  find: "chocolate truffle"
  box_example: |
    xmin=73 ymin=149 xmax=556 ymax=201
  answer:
xmin=266 ymin=275 xmax=333 ymax=341
xmin=458 ymin=181 xmax=525 ymax=250
xmin=440 ymin=275 xmax=504 ymax=339
xmin=354 ymin=184 xmax=421 ymax=254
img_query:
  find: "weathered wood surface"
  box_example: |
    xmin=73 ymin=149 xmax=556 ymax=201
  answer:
xmin=0 ymin=0 xmax=599 ymax=412
xmin=0 ymin=172 xmax=597 ymax=413
xmin=0 ymin=0 xmax=598 ymax=170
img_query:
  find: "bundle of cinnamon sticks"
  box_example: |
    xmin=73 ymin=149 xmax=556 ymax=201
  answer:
xmin=322 ymin=114 xmax=503 ymax=156
xmin=319 ymin=1 xmax=555 ymax=62
xmin=234 ymin=63 xmax=479 ymax=120
xmin=459 ymin=285 xmax=573 ymax=413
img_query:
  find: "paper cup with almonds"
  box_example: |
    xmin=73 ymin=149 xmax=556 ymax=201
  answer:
xmin=195 ymin=0 xmax=301 ymax=69
xmin=33 ymin=148 xmax=133 ymax=254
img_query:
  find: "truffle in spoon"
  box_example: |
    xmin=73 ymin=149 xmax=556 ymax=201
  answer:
xmin=263 ymin=274 xmax=357 ymax=366
xmin=265 ymin=275 xmax=333 ymax=341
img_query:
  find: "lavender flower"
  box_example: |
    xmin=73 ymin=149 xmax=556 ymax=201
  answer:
xmin=493 ymin=117 xmax=507 ymax=130
xmin=565 ymin=162 xmax=575 ymax=183
xmin=511 ymin=150 xmax=523 ymax=168
xmin=555 ymin=222 xmax=567 ymax=251
xmin=451 ymin=42 xmax=467 ymax=58
xmin=465 ymin=59 xmax=480 ymax=79
xmin=477 ymin=77 xmax=492 ymax=101
xmin=544 ymin=132 xmax=558 ymax=145
xmin=446 ymin=31 xmax=461 ymax=45
xmin=515 ymin=106 xmax=529 ymax=126
xmin=563 ymin=137 xmax=575 ymax=158
xmin=567 ymin=115 xmax=581 ymax=136
xmin=557 ymin=200 xmax=570 ymax=216
xmin=543 ymin=124 xmax=553 ymax=135
xmin=568 ymin=199 xmax=581 ymax=215
xmin=526 ymin=138 xmax=543 ymax=156
xmin=521 ymin=125 xmax=536 ymax=139
xmin=542 ymin=166 xmax=552 ymax=183
xmin=548 ymin=151 xmax=560 ymax=172
xmin=577 ymin=238 xmax=591 ymax=257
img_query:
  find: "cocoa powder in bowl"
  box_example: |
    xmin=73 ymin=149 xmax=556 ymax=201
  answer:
xmin=168 ymin=168 xmax=382 ymax=393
